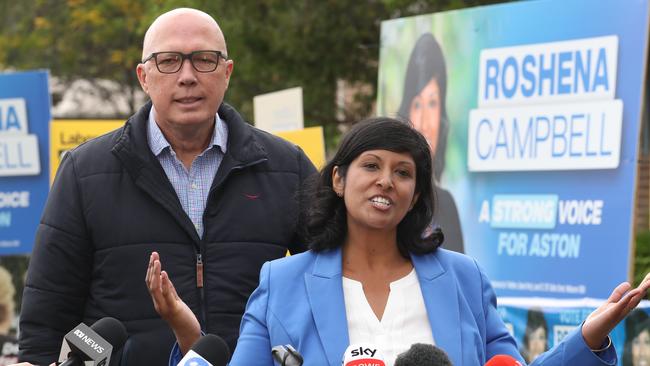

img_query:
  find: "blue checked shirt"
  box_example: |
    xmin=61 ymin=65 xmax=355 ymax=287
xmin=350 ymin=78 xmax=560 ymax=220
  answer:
xmin=147 ymin=107 xmax=228 ymax=237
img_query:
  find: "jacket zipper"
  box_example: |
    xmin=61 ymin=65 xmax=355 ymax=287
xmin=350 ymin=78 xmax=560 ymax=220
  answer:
xmin=196 ymin=252 xmax=204 ymax=288
xmin=198 ymin=158 xmax=267 ymax=330
xmin=196 ymin=252 xmax=207 ymax=326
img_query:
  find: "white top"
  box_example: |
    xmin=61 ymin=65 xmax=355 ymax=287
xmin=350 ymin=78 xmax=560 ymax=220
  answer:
xmin=342 ymin=268 xmax=435 ymax=366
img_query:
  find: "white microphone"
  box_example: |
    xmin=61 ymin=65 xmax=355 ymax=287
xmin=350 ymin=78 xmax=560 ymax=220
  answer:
xmin=177 ymin=334 xmax=230 ymax=366
xmin=342 ymin=343 xmax=386 ymax=366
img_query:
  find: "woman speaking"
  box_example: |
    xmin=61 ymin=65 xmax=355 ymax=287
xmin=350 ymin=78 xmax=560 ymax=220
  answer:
xmin=147 ymin=117 xmax=650 ymax=366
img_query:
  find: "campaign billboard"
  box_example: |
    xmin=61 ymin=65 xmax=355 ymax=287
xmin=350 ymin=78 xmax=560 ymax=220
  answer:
xmin=49 ymin=121 xmax=326 ymax=179
xmin=50 ymin=120 xmax=124 ymax=183
xmin=377 ymin=0 xmax=650 ymax=298
xmin=0 ymin=70 xmax=51 ymax=254
xmin=498 ymin=298 xmax=650 ymax=365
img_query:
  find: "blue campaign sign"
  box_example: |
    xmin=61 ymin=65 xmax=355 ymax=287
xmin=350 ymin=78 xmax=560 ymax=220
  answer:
xmin=377 ymin=0 xmax=650 ymax=298
xmin=498 ymin=298 xmax=650 ymax=366
xmin=0 ymin=70 xmax=51 ymax=254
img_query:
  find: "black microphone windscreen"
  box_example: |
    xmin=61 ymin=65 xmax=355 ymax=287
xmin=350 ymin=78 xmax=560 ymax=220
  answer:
xmin=90 ymin=317 xmax=128 ymax=350
xmin=394 ymin=343 xmax=452 ymax=366
xmin=191 ymin=334 xmax=231 ymax=366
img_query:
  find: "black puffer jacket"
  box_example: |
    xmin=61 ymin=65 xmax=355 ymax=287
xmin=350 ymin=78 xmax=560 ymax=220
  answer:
xmin=19 ymin=102 xmax=316 ymax=365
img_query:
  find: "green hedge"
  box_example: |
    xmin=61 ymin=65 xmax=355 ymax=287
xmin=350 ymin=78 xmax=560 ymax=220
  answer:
xmin=635 ymin=230 xmax=650 ymax=286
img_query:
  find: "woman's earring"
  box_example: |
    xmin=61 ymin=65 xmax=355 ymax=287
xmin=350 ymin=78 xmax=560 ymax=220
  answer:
xmin=336 ymin=191 xmax=343 ymax=198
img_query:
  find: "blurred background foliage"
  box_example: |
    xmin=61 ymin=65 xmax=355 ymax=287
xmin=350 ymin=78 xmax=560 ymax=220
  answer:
xmin=635 ymin=231 xmax=650 ymax=287
xmin=0 ymin=0 xmax=509 ymax=150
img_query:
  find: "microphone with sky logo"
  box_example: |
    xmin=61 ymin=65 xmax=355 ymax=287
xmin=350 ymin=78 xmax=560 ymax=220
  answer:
xmin=342 ymin=344 xmax=386 ymax=366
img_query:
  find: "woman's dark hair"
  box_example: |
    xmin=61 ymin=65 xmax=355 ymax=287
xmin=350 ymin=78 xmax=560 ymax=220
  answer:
xmin=623 ymin=309 xmax=650 ymax=366
xmin=301 ymin=117 xmax=443 ymax=258
xmin=397 ymin=33 xmax=449 ymax=183
xmin=519 ymin=308 xmax=549 ymax=363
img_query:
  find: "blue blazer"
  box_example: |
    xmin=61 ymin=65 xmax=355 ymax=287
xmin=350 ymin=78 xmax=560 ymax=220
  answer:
xmin=228 ymin=248 xmax=616 ymax=366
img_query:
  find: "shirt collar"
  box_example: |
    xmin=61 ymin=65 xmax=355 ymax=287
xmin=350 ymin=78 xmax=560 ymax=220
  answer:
xmin=147 ymin=106 xmax=228 ymax=157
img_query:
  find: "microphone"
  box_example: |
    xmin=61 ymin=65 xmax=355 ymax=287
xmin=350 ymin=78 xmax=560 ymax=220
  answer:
xmin=177 ymin=334 xmax=231 ymax=366
xmin=342 ymin=344 xmax=386 ymax=366
xmin=271 ymin=344 xmax=303 ymax=366
xmin=484 ymin=355 xmax=523 ymax=366
xmin=394 ymin=343 xmax=452 ymax=366
xmin=57 ymin=317 xmax=128 ymax=366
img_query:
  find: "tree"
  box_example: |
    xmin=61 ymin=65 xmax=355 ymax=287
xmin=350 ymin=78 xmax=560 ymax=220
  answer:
xmin=0 ymin=0 xmax=160 ymax=113
xmin=0 ymin=0 xmax=510 ymax=147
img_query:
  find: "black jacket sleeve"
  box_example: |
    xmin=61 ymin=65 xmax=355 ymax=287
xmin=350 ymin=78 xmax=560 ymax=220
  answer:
xmin=19 ymin=151 xmax=93 ymax=364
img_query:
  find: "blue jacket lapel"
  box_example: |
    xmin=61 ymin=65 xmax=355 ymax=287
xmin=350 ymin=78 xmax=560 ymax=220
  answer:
xmin=303 ymin=249 xmax=462 ymax=365
xmin=304 ymin=248 xmax=350 ymax=366
xmin=412 ymin=252 xmax=463 ymax=366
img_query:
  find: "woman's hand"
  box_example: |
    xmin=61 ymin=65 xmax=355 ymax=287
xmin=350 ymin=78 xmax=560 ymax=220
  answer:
xmin=582 ymin=273 xmax=650 ymax=350
xmin=146 ymin=251 xmax=201 ymax=354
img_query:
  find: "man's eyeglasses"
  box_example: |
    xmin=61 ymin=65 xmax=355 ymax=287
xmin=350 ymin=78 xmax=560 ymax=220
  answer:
xmin=141 ymin=50 xmax=228 ymax=74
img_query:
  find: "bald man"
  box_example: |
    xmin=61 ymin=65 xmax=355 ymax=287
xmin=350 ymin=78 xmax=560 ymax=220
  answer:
xmin=19 ymin=8 xmax=316 ymax=365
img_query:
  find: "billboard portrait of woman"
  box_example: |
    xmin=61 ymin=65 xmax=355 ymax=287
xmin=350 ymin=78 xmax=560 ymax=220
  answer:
xmin=397 ymin=33 xmax=464 ymax=253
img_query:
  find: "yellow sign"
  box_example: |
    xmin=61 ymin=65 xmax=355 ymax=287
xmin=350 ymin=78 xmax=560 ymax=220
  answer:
xmin=276 ymin=126 xmax=326 ymax=169
xmin=50 ymin=121 xmax=325 ymax=183
xmin=50 ymin=120 xmax=124 ymax=183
